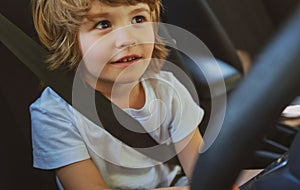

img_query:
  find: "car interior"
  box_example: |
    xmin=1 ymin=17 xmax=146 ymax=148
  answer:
xmin=1 ymin=0 xmax=299 ymax=189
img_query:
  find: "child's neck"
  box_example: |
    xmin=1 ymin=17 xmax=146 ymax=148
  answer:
xmin=95 ymin=80 xmax=145 ymax=110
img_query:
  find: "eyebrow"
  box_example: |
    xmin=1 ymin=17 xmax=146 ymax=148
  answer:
xmin=86 ymin=7 xmax=151 ymax=21
xmin=130 ymin=7 xmax=151 ymax=15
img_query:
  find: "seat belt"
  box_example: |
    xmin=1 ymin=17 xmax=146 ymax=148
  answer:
xmin=0 ymin=13 xmax=176 ymax=162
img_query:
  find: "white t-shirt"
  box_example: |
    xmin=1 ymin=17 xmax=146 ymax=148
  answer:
xmin=30 ymin=71 xmax=204 ymax=189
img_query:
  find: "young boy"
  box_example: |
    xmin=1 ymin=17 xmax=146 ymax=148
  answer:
xmin=30 ymin=0 xmax=204 ymax=189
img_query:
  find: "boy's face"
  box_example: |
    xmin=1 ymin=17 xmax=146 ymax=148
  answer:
xmin=78 ymin=1 xmax=155 ymax=88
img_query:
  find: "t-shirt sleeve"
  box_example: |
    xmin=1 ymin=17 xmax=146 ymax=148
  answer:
xmin=30 ymin=95 xmax=90 ymax=170
xmin=169 ymin=75 xmax=204 ymax=143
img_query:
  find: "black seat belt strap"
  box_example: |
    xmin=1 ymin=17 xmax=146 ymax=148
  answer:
xmin=0 ymin=13 xmax=176 ymax=162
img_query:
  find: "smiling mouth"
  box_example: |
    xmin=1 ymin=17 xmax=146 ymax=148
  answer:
xmin=111 ymin=55 xmax=142 ymax=66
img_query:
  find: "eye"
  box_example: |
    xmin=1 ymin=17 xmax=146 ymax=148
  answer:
xmin=95 ymin=20 xmax=111 ymax=30
xmin=132 ymin=16 xmax=146 ymax=24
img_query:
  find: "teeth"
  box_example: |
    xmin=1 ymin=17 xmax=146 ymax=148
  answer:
xmin=120 ymin=56 xmax=137 ymax=62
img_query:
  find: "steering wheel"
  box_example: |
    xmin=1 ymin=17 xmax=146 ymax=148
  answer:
xmin=191 ymin=7 xmax=300 ymax=190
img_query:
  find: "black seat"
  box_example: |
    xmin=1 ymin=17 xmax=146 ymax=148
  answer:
xmin=162 ymin=0 xmax=243 ymax=134
xmin=207 ymin=0 xmax=300 ymax=63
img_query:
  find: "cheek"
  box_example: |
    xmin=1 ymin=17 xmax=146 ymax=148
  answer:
xmin=146 ymin=43 xmax=155 ymax=57
xmin=135 ymin=24 xmax=155 ymax=46
xmin=79 ymin=34 xmax=112 ymax=73
xmin=138 ymin=29 xmax=155 ymax=57
xmin=145 ymin=28 xmax=155 ymax=44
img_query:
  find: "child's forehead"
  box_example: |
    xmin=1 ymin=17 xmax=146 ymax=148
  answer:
xmin=89 ymin=0 xmax=155 ymax=5
xmin=86 ymin=1 xmax=151 ymax=18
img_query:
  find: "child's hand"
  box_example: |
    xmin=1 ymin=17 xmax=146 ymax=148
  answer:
xmin=156 ymin=185 xmax=239 ymax=190
xmin=155 ymin=186 xmax=189 ymax=190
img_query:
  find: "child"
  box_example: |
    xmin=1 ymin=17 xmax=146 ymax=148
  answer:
xmin=30 ymin=0 xmax=204 ymax=189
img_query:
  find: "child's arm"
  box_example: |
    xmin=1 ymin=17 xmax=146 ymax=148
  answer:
xmin=56 ymin=158 xmax=109 ymax=190
xmin=175 ymin=128 xmax=203 ymax=181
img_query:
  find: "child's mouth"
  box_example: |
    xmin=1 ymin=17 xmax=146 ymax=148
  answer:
xmin=111 ymin=55 xmax=141 ymax=66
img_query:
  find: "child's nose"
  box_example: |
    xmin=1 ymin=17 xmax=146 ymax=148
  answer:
xmin=114 ymin=27 xmax=137 ymax=48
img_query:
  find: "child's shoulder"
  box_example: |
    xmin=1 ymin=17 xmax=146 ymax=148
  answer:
xmin=30 ymin=87 xmax=70 ymax=113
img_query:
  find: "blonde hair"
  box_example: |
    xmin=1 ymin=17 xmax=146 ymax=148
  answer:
xmin=31 ymin=0 xmax=168 ymax=72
